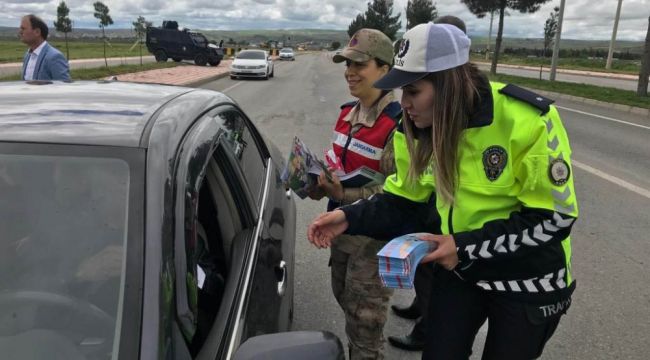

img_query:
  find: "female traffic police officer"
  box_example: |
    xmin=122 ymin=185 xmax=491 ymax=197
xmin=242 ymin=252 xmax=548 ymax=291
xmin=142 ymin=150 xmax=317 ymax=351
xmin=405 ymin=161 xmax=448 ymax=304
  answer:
xmin=308 ymin=22 xmax=578 ymax=360
xmin=307 ymin=28 xmax=404 ymax=359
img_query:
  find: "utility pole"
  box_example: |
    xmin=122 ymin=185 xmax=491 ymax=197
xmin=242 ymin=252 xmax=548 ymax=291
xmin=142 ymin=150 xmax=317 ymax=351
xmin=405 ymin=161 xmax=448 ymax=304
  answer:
xmin=486 ymin=11 xmax=494 ymax=60
xmin=606 ymin=0 xmax=624 ymax=70
xmin=549 ymin=0 xmax=566 ymax=81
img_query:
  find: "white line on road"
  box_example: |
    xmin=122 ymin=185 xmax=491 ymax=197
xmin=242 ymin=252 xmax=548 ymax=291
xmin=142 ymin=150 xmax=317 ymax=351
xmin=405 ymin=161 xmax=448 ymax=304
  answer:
xmin=222 ymin=81 xmax=243 ymax=93
xmin=556 ymin=105 xmax=650 ymax=130
xmin=572 ymin=160 xmax=650 ymax=200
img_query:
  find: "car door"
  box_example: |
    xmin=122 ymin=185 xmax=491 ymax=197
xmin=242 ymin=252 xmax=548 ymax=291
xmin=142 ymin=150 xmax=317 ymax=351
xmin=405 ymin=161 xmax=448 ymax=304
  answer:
xmin=171 ymin=106 xmax=291 ymax=359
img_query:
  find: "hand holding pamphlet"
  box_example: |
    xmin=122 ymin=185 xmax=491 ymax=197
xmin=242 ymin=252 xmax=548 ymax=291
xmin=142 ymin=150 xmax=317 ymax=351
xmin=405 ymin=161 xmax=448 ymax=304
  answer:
xmin=282 ymin=136 xmax=387 ymax=198
xmin=376 ymin=233 xmax=438 ymax=289
xmin=281 ymin=136 xmax=330 ymax=199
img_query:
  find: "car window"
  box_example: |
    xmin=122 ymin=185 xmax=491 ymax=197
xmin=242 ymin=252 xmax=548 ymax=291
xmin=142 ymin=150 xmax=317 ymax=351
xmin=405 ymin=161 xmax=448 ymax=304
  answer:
xmin=213 ymin=109 xmax=267 ymax=205
xmin=190 ymin=33 xmax=207 ymax=47
xmin=236 ymin=51 xmax=266 ymax=60
xmin=0 ymin=151 xmax=132 ymax=359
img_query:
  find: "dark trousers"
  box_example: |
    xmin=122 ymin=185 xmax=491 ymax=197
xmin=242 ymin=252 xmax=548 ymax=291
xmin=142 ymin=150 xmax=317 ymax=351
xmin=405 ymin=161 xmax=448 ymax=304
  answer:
xmin=410 ymin=262 xmax=434 ymax=338
xmin=423 ymin=269 xmax=565 ymax=360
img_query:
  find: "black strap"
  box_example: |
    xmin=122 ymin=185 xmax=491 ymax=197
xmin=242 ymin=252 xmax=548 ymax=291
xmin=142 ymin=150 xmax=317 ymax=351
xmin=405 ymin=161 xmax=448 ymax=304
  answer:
xmin=498 ymin=84 xmax=555 ymax=115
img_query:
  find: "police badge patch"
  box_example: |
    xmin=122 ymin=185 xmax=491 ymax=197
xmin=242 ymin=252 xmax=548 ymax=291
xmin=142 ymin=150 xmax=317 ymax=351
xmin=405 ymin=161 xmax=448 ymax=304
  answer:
xmin=482 ymin=146 xmax=507 ymax=181
xmin=549 ymin=158 xmax=570 ymax=186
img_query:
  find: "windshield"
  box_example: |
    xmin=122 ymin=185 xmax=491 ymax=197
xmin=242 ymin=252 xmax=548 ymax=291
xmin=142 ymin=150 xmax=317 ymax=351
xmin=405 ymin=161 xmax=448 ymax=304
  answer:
xmin=280 ymin=48 xmax=293 ymax=53
xmin=0 ymin=152 xmax=131 ymax=359
xmin=236 ymin=51 xmax=266 ymax=60
xmin=190 ymin=33 xmax=207 ymax=47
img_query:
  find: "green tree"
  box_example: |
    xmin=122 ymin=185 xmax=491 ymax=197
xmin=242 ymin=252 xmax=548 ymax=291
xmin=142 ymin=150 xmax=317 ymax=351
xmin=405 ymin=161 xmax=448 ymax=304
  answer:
xmin=638 ymin=15 xmax=650 ymax=97
xmin=543 ymin=6 xmax=559 ymax=58
xmin=406 ymin=0 xmax=437 ymax=30
xmin=461 ymin=0 xmax=551 ymax=75
xmin=53 ymin=1 xmax=72 ymax=60
xmin=93 ymin=1 xmax=114 ymax=68
xmin=364 ymin=0 xmax=402 ymax=40
xmin=132 ymin=16 xmax=151 ymax=66
xmin=331 ymin=41 xmax=341 ymax=50
xmin=348 ymin=13 xmax=366 ymax=38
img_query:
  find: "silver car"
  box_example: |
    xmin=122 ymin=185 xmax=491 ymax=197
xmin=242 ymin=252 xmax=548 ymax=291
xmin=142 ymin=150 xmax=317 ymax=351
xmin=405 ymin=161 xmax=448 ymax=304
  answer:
xmin=230 ymin=50 xmax=274 ymax=80
xmin=279 ymin=48 xmax=295 ymax=61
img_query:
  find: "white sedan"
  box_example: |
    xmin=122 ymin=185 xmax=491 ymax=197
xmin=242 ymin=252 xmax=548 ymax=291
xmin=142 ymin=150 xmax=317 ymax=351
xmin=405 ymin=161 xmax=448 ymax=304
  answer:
xmin=279 ymin=48 xmax=295 ymax=61
xmin=230 ymin=50 xmax=274 ymax=80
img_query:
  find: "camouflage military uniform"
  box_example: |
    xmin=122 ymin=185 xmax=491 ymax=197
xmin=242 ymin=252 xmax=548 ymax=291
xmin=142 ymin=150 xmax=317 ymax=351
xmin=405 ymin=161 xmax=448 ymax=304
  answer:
xmin=330 ymin=92 xmax=397 ymax=360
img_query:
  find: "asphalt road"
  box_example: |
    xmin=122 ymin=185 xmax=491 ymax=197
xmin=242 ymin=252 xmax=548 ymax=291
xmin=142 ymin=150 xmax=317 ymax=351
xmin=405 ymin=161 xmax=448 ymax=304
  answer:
xmin=200 ymin=52 xmax=650 ymax=360
xmin=0 ymin=55 xmax=156 ymax=77
xmin=475 ymin=62 xmax=646 ymax=92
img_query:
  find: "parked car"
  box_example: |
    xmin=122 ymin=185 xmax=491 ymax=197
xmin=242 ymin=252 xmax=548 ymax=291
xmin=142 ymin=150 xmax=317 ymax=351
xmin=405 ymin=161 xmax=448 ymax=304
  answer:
xmin=279 ymin=48 xmax=295 ymax=61
xmin=0 ymin=81 xmax=344 ymax=360
xmin=146 ymin=24 xmax=224 ymax=66
xmin=230 ymin=50 xmax=274 ymax=80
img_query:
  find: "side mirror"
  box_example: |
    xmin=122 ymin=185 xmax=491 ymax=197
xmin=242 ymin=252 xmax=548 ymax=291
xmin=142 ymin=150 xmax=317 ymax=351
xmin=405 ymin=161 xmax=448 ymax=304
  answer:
xmin=232 ymin=331 xmax=344 ymax=360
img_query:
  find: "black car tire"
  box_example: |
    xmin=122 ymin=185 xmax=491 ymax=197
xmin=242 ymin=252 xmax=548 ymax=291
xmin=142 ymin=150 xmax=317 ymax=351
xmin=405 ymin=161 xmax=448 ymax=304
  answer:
xmin=208 ymin=59 xmax=221 ymax=67
xmin=154 ymin=50 xmax=168 ymax=62
xmin=230 ymin=75 xmax=237 ymax=80
xmin=270 ymin=68 xmax=274 ymax=78
xmin=195 ymin=54 xmax=208 ymax=66
xmin=172 ymin=57 xmax=182 ymax=62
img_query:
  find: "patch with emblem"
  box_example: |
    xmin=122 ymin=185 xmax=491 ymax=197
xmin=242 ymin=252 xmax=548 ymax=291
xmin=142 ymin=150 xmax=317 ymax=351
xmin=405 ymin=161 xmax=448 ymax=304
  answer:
xmin=397 ymin=39 xmax=410 ymax=58
xmin=349 ymin=35 xmax=358 ymax=47
xmin=482 ymin=146 xmax=508 ymax=181
xmin=549 ymin=158 xmax=570 ymax=186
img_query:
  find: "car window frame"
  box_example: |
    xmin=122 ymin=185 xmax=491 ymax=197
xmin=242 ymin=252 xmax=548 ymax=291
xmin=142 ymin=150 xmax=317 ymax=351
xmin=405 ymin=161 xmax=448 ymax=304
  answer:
xmin=213 ymin=105 xmax=270 ymax=206
xmin=172 ymin=107 xmax=266 ymax=358
xmin=0 ymin=142 xmax=145 ymax=360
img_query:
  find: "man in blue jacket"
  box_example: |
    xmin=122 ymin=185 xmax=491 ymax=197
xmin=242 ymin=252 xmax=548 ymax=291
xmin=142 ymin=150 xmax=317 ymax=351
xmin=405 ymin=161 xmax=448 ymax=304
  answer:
xmin=20 ymin=14 xmax=70 ymax=81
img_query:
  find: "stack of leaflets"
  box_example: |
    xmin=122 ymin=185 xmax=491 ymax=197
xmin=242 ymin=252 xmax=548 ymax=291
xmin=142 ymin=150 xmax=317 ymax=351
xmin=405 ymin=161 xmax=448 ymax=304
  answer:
xmin=377 ymin=233 xmax=437 ymax=289
xmin=281 ymin=136 xmax=386 ymax=198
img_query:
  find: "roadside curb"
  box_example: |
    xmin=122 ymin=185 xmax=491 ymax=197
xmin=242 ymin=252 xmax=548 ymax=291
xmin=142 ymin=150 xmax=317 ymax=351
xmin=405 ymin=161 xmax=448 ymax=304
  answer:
xmin=184 ymin=71 xmax=230 ymax=87
xmin=473 ymin=61 xmax=638 ymax=81
xmin=529 ymin=88 xmax=650 ymax=119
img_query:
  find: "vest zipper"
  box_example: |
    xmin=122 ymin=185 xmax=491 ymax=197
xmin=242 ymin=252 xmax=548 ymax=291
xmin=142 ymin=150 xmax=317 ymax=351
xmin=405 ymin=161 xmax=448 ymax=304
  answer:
xmin=447 ymin=206 xmax=454 ymax=234
xmin=341 ymin=124 xmax=362 ymax=169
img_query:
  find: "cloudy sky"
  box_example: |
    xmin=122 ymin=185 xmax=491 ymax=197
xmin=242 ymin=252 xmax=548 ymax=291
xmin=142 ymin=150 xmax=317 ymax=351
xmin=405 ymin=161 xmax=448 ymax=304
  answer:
xmin=1 ymin=0 xmax=648 ymax=40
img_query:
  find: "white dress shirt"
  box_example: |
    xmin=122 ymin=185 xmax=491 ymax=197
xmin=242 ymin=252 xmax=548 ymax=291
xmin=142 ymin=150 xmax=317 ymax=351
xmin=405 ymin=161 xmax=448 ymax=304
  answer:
xmin=24 ymin=41 xmax=47 ymax=81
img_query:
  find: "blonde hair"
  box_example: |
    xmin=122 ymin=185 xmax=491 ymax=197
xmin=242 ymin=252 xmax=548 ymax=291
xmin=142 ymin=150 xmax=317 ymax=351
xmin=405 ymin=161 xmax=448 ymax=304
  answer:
xmin=402 ymin=63 xmax=485 ymax=204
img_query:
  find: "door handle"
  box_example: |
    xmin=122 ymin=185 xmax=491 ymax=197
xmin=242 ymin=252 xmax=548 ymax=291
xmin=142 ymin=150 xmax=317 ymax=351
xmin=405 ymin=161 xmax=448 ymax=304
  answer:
xmin=275 ymin=260 xmax=287 ymax=296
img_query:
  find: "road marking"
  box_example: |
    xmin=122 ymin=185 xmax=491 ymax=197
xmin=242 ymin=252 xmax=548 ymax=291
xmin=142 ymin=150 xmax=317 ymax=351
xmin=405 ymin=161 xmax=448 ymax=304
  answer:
xmin=222 ymin=81 xmax=243 ymax=93
xmin=556 ymin=105 xmax=650 ymax=130
xmin=572 ymin=159 xmax=650 ymax=200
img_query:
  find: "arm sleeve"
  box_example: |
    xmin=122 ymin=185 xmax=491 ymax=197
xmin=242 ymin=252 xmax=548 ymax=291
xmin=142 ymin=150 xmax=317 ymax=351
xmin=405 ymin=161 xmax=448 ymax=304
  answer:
xmin=50 ymin=52 xmax=71 ymax=81
xmin=454 ymin=107 xmax=579 ymax=262
xmin=340 ymin=130 xmax=439 ymax=240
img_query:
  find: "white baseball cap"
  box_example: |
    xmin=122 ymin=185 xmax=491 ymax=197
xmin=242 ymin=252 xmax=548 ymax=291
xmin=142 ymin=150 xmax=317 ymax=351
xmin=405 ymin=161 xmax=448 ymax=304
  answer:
xmin=374 ymin=22 xmax=471 ymax=89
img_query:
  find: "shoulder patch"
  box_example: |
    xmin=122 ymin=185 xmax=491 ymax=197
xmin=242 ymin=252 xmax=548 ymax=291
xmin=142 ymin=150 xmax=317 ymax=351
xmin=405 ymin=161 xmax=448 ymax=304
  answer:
xmin=498 ymin=84 xmax=555 ymax=115
xmin=382 ymin=101 xmax=402 ymax=123
xmin=340 ymin=101 xmax=357 ymax=109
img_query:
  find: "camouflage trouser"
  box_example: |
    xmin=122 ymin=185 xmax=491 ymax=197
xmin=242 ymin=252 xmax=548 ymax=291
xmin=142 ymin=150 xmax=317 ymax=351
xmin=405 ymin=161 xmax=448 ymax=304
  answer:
xmin=331 ymin=234 xmax=394 ymax=360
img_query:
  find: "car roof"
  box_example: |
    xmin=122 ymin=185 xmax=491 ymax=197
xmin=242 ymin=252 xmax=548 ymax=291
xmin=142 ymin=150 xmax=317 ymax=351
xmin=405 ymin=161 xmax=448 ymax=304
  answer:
xmin=0 ymin=81 xmax=228 ymax=148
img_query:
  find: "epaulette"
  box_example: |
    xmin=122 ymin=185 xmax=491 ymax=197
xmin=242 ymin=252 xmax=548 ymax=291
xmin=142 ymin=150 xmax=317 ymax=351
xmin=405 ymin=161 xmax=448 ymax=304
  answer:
xmin=340 ymin=101 xmax=357 ymax=109
xmin=382 ymin=101 xmax=402 ymax=123
xmin=498 ymin=84 xmax=555 ymax=115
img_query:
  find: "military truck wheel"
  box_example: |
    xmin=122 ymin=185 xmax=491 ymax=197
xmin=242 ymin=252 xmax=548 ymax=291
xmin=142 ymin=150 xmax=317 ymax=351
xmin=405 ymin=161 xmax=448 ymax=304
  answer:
xmin=194 ymin=54 xmax=207 ymax=66
xmin=172 ymin=57 xmax=182 ymax=62
xmin=208 ymin=59 xmax=221 ymax=66
xmin=154 ymin=50 xmax=168 ymax=62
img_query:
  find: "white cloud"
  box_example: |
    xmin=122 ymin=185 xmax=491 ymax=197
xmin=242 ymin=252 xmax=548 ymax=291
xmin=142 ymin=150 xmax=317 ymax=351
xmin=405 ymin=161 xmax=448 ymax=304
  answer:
xmin=0 ymin=0 xmax=647 ymax=40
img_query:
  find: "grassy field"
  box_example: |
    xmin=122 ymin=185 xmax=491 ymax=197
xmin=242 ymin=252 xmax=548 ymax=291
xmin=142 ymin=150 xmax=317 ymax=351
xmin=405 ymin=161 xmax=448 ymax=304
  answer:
xmin=487 ymin=72 xmax=650 ymax=109
xmin=471 ymin=53 xmax=641 ymax=75
xmin=0 ymin=61 xmax=178 ymax=81
xmin=0 ymin=39 xmax=148 ymax=63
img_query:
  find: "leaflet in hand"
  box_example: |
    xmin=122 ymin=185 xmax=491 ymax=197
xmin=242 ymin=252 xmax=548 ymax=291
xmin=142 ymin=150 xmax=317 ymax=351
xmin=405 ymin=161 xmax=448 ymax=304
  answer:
xmin=376 ymin=233 xmax=437 ymax=289
xmin=281 ymin=136 xmax=330 ymax=199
